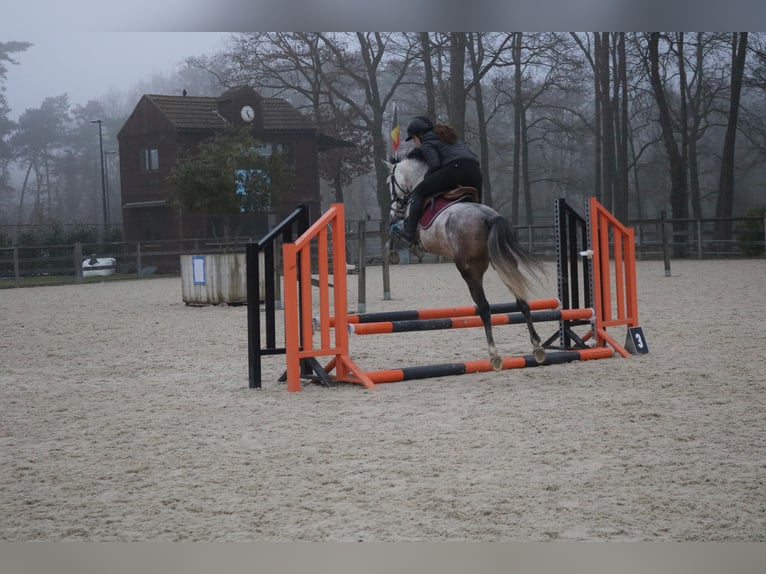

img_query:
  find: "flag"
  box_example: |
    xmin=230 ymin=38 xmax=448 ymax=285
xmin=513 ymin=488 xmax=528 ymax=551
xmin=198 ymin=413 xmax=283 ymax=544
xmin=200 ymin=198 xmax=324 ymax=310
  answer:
xmin=390 ymin=104 xmax=400 ymax=154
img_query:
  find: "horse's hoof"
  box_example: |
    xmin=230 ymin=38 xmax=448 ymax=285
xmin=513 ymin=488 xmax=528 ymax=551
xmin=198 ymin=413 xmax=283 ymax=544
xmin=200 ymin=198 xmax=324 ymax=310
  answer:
xmin=490 ymin=355 xmax=503 ymax=371
xmin=533 ymin=347 xmax=546 ymax=364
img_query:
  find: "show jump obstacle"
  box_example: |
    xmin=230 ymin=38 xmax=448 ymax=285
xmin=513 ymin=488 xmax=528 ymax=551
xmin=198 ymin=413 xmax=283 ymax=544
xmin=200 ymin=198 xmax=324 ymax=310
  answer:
xmin=247 ymin=198 xmax=644 ymax=391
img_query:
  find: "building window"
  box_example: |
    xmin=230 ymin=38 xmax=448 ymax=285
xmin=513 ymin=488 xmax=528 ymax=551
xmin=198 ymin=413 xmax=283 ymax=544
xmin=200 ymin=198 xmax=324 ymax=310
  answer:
xmin=276 ymin=143 xmax=292 ymax=163
xmin=140 ymin=147 xmax=159 ymax=171
xmin=250 ymin=142 xmax=292 ymax=161
xmin=250 ymin=142 xmax=273 ymax=157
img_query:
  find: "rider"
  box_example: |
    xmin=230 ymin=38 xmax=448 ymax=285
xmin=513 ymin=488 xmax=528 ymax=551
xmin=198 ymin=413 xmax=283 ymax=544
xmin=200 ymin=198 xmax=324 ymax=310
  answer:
xmin=390 ymin=115 xmax=483 ymax=245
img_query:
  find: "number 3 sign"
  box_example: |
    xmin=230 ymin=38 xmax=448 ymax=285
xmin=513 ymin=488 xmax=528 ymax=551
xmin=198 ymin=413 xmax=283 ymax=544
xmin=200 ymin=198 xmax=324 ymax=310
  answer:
xmin=625 ymin=327 xmax=649 ymax=355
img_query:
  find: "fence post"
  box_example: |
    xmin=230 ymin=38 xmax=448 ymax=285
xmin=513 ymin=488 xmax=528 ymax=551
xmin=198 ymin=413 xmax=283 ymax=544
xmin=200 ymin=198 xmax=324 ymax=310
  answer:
xmin=13 ymin=247 xmax=20 ymax=288
xmin=696 ymin=219 xmax=703 ymax=259
xmin=73 ymin=242 xmax=83 ymax=284
xmin=380 ymin=220 xmax=391 ymax=300
xmin=357 ymin=220 xmax=366 ymax=313
xmin=136 ymin=242 xmax=142 ymax=277
xmin=527 ymin=225 xmax=533 ymax=253
xmin=246 ymin=242 xmax=261 ymax=389
xmin=660 ymin=210 xmax=671 ymax=277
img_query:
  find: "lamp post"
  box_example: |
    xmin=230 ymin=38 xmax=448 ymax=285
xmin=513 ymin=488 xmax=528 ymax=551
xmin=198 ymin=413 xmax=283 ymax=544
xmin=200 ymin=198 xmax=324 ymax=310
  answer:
xmin=90 ymin=119 xmax=108 ymax=226
xmin=104 ymin=150 xmax=118 ymax=224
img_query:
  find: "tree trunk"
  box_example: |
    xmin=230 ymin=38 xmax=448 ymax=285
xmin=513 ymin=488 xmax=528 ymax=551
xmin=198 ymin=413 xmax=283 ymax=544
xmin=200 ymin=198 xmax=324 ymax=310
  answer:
xmin=468 ymin=33 xmax=493 ymax=207
xmin=521 ymin=107 xmax=533 ymax=225
xmin=678 ymin=33 xmax=690 ymax=221
xmin=648 ymin=32 xmax=688 ymax=255
xmin=420 ymin=33 xmax=437 ymax=120
xmin=511 ymin=32 xmax=522 ymax=225
xmin=373 ymin=133 xmax=392 ymax=223
xmin=598 ymin=32 xmax=616 ymax=212
xmin=593 ymin=34 xmax=602 ymax=203
xmin=715 ymin=32 xmax=748 ymax=240
xmin=688 ymin=33 xmax=704 ymax=219
xmin=614 ymin=33 xmax=630 ymax=220
xmin=332 ymin=160 xmax=344 ymax=203
xmin=448 ymin=33 xmax=467 ymax=137
xmin=628 ymin=130 xmax=643 ymax=220
xmin=17 ymin=160 xmax=35 ymax=225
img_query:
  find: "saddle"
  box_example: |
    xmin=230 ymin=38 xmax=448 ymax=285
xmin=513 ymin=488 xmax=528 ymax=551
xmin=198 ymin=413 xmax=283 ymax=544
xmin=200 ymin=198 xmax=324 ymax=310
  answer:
xmin=419 ymin=186 xmax=480 ymax=229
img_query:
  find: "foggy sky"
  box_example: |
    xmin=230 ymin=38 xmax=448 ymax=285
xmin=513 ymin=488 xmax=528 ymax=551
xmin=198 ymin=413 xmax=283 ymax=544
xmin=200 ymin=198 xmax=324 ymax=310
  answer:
xmin=4 ymin=0 xmax=765 ymax=120
xmin=3 ymin=33 xmax=229 ymax=119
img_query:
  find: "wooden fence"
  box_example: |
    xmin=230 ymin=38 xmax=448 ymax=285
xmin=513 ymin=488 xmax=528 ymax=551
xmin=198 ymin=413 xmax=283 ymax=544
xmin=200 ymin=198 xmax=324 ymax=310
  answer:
xmin=1 ymin=215 xmax=763 ymax=288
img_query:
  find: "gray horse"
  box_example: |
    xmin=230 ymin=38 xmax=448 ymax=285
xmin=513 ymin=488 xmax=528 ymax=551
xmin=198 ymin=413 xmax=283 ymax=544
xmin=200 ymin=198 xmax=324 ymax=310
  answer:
xmin=386 ymin=154 xmax=547 ymax=369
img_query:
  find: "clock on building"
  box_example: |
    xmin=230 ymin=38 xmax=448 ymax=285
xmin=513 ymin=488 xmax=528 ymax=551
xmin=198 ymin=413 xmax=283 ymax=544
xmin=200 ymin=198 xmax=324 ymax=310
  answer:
xmin=240 ymin=105 xmax=255 ymax=122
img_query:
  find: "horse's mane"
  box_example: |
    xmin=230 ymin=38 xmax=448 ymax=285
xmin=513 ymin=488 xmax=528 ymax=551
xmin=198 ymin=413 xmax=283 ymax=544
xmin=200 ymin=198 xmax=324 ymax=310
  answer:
xmin=389 ymin=147 xmax=425 ymax=165
xmin=405 ymin=147 xmax=426 ymax=163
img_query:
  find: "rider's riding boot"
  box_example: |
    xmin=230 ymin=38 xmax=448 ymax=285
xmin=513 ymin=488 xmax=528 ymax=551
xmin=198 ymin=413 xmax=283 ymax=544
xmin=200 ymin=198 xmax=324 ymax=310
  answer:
xmin=390 ymin=221 xmax=414 ymax=244
xmin=392 ymin=196 xmax=422 ymax=245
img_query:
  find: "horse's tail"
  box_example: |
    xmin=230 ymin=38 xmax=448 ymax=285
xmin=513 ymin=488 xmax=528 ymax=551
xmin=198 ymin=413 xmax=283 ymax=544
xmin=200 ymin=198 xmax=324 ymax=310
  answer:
xmin=487 ymin=215 xmax=545 ymax=301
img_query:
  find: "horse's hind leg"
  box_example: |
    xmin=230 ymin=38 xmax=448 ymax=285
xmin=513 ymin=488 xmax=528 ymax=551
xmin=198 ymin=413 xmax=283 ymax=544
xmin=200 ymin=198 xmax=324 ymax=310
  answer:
xmin=516 ymin=297 xmax=546 ymax=364
xmin=459 ymin=267 xmax=503 ymax=371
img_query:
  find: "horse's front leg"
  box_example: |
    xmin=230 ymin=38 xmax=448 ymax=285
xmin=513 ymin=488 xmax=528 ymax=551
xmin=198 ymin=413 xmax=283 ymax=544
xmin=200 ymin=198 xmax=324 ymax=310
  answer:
xmin=516 ymin=297 xmax=546 ymax=363
xmin=460 ymin=269 xmax=503 ymax=371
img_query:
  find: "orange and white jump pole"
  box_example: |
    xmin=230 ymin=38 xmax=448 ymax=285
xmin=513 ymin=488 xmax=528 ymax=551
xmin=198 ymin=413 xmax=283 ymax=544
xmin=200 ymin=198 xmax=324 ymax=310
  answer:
xmin=280 ymin=198 xmax=639 ymax=391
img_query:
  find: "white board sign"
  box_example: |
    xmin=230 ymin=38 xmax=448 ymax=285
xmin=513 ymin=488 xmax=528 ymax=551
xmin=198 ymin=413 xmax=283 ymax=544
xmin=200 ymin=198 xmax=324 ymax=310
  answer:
xmin=192 ymin=256 xmax=206 ymax=285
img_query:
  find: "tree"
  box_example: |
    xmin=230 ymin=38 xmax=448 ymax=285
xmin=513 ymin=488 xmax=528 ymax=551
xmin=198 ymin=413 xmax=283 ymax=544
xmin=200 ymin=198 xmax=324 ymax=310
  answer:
xmin=314 ymin=32 xmax=420 ymax=219
xmin=0 ymin=41 xmax=32 ymax=217
xmin=492 ymin=33 xmax=586 ymax=223
xmin=11 ymin=95 xmax=71 ymax=224
xmin=448 ymin=33 xmax=467 ymax=138
xmin=168 ymin=125 xmax=293 ymax=241
xmin=464 ymin=33 xmax=515 ymax=210
xmin=615 ymin=32 xmax=630 ymax=220
xmin=316 ymin=102 xmax=372 ymax=203
xmin=189 ymin=32 xmax=373 ymax=206
xmin=648 ymin=32 xmax=688 ymax=252
xmin=419 ymin=32 xmax=437 ymax=120
xmin=715 ymin=32 xmax=749 ymax=240
xmin=512 ymin=32 xmax=523 ymax=222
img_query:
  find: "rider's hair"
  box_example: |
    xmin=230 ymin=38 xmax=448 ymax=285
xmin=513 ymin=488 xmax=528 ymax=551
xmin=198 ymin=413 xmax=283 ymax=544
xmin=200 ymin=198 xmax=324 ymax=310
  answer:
xmin=433 ymin=124 xmax=458 ymax=144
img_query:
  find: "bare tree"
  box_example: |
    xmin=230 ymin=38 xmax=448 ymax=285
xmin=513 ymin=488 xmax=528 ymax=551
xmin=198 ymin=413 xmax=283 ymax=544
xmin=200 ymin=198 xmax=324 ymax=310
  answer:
xmin=715 ymin=32 xmax=749 ymax=239
xmin=189 ymin=32 xmax=373 ymax=206
xmin=673 ymin=32 xmax=728 ymax=220
xmin=512 ymin=32 xmax=523 ymax=223
xmin=315 ymin=32 xmax=421 ymax=219
xmin=614 ymin=33 xmax=630 ymax=220
xmin=466 ymin=33 xmax=515 ymax=208
xmin=448 ymin=33 xmax=467 ymax=138
xmin=648 ymin=32 xmax=688 ymax=251
xmin=495 ymin=33 xmax=587 ymax=223
xmin=418 ymin=32 xmax=437 ymax=120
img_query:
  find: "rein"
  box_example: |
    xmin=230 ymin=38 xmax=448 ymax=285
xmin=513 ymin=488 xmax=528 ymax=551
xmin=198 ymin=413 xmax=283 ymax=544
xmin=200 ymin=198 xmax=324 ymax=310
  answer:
xmin=389 ymin=163 xmax=412 ymax=219
xmin=390 ymin=164 xmax=411 ymax=199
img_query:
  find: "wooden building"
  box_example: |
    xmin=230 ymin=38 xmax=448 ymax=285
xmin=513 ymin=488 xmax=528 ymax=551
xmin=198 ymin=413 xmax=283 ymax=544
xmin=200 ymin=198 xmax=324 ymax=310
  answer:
xmin=117 ymin=86 xmax=342 ymax=242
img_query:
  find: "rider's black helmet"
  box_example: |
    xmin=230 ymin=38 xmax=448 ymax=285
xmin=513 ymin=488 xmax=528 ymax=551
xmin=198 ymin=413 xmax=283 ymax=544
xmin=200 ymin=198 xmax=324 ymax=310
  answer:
xmin=405 ymin=115 xmax=434 ymax=141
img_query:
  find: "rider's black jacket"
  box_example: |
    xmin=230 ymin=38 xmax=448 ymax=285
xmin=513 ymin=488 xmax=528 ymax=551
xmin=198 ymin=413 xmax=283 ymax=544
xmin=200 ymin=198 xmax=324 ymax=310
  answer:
xmin=418 ymin=131 xmax=480 ymax=177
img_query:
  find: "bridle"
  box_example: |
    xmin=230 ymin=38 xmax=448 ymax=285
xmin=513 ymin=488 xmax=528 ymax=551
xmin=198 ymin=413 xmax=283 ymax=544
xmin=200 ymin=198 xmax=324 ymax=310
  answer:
xmin=388 ymin=162 xmax=411 ymax=219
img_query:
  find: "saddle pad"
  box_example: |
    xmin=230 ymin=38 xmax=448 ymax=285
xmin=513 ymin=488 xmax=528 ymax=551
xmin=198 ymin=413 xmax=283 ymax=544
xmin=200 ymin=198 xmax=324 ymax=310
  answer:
xmin=418 ymin=195 xmax=472 ymax=229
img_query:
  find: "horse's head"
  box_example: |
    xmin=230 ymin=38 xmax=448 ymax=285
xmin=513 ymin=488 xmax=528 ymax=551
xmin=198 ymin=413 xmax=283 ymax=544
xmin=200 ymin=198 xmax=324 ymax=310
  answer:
xmin=385 ymin=151 xmax=427 ymax=222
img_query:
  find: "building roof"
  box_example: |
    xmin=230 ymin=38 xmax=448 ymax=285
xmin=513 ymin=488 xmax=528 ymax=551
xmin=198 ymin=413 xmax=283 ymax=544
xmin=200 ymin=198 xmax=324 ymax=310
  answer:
xmin=145 ymin=94 xmax=316 ymax=131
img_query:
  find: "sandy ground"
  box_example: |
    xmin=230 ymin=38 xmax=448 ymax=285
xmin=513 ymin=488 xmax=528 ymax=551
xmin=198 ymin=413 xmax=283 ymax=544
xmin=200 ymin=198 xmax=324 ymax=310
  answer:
xmin=1 ymin=257 xmax=765 ymax=541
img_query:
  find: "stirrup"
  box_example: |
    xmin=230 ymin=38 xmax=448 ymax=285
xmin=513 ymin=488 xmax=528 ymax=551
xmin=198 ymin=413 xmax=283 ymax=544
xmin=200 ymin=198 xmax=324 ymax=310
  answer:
xmin=390 ymin=222 xmax=415 ymax=244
